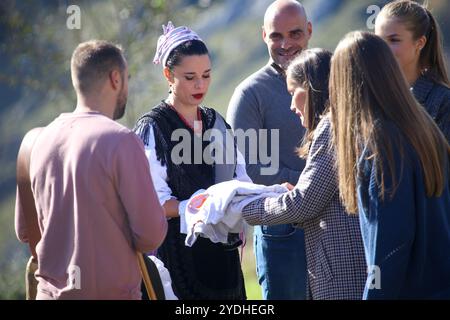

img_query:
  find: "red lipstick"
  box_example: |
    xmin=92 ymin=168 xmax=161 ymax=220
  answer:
xmin=193 ymin=94 xmax=204 ymax=100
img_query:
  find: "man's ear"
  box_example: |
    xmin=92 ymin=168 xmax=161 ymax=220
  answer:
xmin=109 ymin=69 xmax=121 ymax=90
xmin=262 ymin=26 xmax=267 ymax=43
xmin=307 ymin=21 xmax=312 ymax=40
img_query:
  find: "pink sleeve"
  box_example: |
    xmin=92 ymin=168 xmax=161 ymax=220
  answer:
xmin=113 ymin=132 xmax=168 ymax=253
xmin=15 ymin=186 xmax=29 ymax=243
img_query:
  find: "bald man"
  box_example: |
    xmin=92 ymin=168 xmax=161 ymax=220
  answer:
xmin=227 ymin=0 xmax=311 ymax=300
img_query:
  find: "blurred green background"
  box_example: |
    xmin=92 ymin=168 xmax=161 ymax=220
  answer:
xmin=0 ymin=0 xmax=449 ymax=299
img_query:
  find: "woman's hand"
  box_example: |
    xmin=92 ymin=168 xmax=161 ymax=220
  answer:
xmin=163 ymin=198 xmax=181 ymax=218
xmin=281 ymin=182 xmax=295 ymax=191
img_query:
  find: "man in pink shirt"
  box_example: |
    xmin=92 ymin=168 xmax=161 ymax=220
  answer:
xmin=15 ymin=40 xmax=167 ymax=299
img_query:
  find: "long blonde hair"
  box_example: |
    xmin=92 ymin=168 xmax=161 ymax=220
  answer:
xmin=330 ymin=31 xmax=450 ymax=213
xmin=378 ymin=0 xmax=450 ymax=87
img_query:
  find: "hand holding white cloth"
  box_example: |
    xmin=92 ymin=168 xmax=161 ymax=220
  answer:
xmin=181 ymin=180 xmax=288 ymax=246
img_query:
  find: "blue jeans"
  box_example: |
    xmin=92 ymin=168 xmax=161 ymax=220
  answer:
xmin=254 ymin=224 xmax=307 ymax=300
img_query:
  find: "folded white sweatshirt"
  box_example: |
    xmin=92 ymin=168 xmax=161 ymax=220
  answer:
xmin=181 ymin=180 xmax=288 ymax=246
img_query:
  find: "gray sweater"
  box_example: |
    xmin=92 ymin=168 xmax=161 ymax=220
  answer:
xmin=226 ymin=63 xmax=306 ymax=185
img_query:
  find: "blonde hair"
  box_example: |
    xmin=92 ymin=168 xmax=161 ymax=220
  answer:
xmin=378 ymin=0 xmax=449 ymax=87
xmin=330 ymin=31 xmax=450 ymax=213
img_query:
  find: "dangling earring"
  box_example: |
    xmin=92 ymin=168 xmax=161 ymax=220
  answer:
xmin=168 ymin=85 xmax=172 ymax=94
xmin=421 ymin=67 xmax=428 ymax=76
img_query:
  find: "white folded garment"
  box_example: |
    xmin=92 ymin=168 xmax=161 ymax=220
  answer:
xmin=180 ymin=180 xmax=288 ymax=246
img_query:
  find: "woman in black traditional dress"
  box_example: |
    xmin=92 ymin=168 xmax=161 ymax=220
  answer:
xmin=134 ymin=22 xmax=250 ymax=300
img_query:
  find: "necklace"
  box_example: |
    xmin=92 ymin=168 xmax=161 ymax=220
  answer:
xmin=164 ymin=101 xmax=203 ymax=134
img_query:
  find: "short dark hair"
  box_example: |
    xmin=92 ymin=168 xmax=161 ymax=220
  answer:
xmin=71 ymin=40 xmax=126 ymax=95
xmin=165 ymin=39 xmax=209 ymax=70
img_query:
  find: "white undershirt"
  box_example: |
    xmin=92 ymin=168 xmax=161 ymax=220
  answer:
xmin=144 ymin=125 xmax=252 ymax=206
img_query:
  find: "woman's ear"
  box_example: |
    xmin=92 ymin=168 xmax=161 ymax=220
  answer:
xmin=416 ymin=35 xmax=427 ymax=52
xmin=163 ymin=67 xmax=173 ymax=83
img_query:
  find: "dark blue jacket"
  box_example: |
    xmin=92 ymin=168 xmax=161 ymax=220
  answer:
xmin=357 ymin=125 xmax=450 ymax=299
